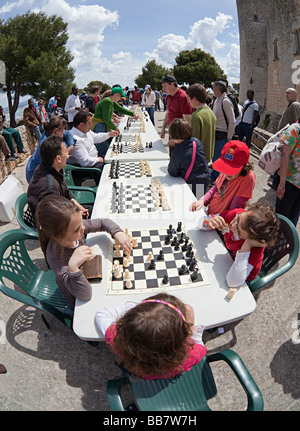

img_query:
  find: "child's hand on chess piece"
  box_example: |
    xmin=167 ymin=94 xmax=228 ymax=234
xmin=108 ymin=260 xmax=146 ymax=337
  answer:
xmin=68 ymin=245 xmax=94 ymax=273
xmin=113 ymin=231 xmax=132 ymax=254
xmin=203 ymin=214 xmax=228 ymax=232
xmin=190 ymin=199 xmax=204 ymax=212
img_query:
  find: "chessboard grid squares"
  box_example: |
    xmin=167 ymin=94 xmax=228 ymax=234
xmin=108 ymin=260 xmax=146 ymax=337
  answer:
xmin=107 ymin=226 xmax=209 ymax=295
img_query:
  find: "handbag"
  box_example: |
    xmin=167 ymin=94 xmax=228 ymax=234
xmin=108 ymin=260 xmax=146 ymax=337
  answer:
xmin=82 ymin=255 xmax=102 ymax=280
xmin=258 ymin=124 xmax=290 ymax=175
xmin=184 ymin=140 xmax=197 ymax=182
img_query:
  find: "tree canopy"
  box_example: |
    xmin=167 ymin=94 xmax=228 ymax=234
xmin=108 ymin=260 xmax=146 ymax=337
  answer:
xmin=0 ymin=11 xmax=75 ymax=126
xmin=173 ymin=48 xmax=226 ymax=88
xmin=135 ymin=60 xmax=172 ymax=90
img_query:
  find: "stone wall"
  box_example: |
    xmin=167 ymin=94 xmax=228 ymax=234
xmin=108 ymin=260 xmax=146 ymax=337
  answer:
xmin=0 ymin=125 xmax=37 ymax=184
xmin=236 ymin=0 xmax=300 ymax=133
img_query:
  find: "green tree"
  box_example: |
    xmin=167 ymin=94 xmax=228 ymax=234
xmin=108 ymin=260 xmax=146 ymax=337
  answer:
xmin=135 ymin=60 xmax=172 ymax=90
xmin=173 ymin=49 xmax=225 ymax=88
xmin=0 ymin=11 xmax=75 ymax=126
xmin=83 ymin=80 xmax=111 ymax=94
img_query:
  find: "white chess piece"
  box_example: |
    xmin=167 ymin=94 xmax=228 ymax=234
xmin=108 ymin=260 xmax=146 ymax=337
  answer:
xmin=147 ymin=251 xmax=153 ymax=262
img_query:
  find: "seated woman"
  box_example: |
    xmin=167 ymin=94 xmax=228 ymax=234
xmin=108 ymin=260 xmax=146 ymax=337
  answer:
xmin=26 ymin=116 xmax=74 ymax=183
xmin=167 ymin=118 xmax=210 ymax=200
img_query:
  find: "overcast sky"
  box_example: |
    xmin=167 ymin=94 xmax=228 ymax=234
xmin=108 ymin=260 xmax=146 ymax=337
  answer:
xmin=0 ymin=0 xmax=240 ymax=106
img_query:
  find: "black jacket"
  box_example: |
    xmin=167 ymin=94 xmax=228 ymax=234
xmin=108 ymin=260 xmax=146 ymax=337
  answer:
xmin=27 ymin=162 xmax=73 ymax=218
xmin=167 ymin=137 xmax=210 ymax=199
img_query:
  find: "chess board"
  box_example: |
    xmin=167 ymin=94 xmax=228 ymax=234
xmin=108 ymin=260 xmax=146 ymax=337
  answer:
xmin=111 ymin=142 xmax=145 ymax=154
xmin=106 ymin=225 xmax=209 ymax=295
xmin=109 ymin=181 xmax=171 ymax=215
xmin=108 ymin=160 xmax=153 ymax=179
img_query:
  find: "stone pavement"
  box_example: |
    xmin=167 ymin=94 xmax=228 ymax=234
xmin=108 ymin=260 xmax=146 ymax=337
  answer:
xmin=0 ymin=110 xmax=299 ymax=411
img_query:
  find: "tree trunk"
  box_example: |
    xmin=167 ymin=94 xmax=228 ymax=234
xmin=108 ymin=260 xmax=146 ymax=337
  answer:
xmin=6 ymin=83 xmax=20 ymax=128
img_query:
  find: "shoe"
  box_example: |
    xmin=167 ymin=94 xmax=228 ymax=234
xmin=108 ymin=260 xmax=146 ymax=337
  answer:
xmin=5 ymin=154 xmax=18 ymax=162
xmin=18 ymin=149 xmax=28 ymax=154
xmin=0 ymin=364 xmax=7 ymax=374
xmin=12 ymin=153 xmax=19 ymax=158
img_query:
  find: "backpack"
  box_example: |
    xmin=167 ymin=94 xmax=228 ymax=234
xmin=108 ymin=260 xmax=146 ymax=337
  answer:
xmin=226 ymin=93 xmax=240 ymax=119
xmin=242 ymin=101 xmax=260 ymax=127
xmin=257 ymin=124 xmax=290 ymax=175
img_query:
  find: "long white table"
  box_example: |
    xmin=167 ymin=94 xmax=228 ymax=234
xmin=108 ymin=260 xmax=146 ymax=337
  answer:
xmin=104 ymin=110 xmax=169 ymax=163
xmin=73 ymin=176 xmax=257 ymax=341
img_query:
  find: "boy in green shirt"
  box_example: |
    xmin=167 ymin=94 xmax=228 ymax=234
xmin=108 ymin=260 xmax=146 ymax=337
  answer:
xmin=186 ymin=84 xmax=216 ymax=163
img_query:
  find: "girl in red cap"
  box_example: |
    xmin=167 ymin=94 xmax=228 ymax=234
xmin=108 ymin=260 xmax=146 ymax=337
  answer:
xmin=190 ymin=140 xmax=255 ymax=215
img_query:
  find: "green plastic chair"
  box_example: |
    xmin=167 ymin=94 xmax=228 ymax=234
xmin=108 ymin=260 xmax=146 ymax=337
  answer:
xmin=0 ymin=229 xmax=73 ymax=329
xmin=64 ymin=164 xmax=102 ymax=193
xmin=249 ymin=214 xmax=299 ymax=293
xmin=15 ymin=193 xmax=37 ymax=232
xmin=106 ymin=349 xmax=264 ymax=411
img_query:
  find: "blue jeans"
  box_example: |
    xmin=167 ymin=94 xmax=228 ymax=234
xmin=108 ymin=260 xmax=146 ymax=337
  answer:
xmin=210 ymin=137 xmax=227 ymax=182
xmin=146 ymin=106 xmax=155 ymax=125
xmin=93 ymin=122 xmax=111 ymax=156
xmin=237 ymin=122 xmax=253 ymax=147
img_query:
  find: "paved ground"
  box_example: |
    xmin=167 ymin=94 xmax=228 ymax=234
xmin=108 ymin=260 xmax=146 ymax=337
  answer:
xmin=0 ymin=110 xmax=299 ymax=411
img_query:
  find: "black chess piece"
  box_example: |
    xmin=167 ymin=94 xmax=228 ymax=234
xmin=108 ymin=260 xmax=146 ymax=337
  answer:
xmin=148 ymin=259 xmax=156 ymax=270
xmin=164 ymin=235 xmax=170 ymax=245
xmin=162 ymin=275 xmax=169 ymax=284
xmin=179 ymin=264 xmax=188 ymax=275
xmin=186 ymin=251 xmax=194 ymax=266
xmin=171 ymin=236 xmax=177 ymax=246
xmin=177 ymin=221 xmax=182 ymax=232
xmin=157 ymin=249 xmax=164 ymax=260
xmin=190 ymin=268 xmax=199 ymax=281
xmin=174 ymin=242 xmax=180 ymax=251
xmin=186 ymin=243 xmax=193 ymax=257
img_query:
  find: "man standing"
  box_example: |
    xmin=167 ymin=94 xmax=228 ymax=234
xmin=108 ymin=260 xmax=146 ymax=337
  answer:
xmin=210 ymin=80 xmax=236 ymax=182
xmin=68 ymin=111 xmax=118 ymax=168
xmin=64 ymin=86 xmax=82 ymax=129
xmin=160 ymin=75 xmax=193 ymax=147
xmin=237 ymin=90 xmax=259 ymax=148
xmin=186 ymin=83 xmax=216 ymax=164
xmin=27 ymin=135 xmax=89 ymax=219
xmin=48 ymin=94 xmax=61 ymax=114
xmin=278 ymin=88 xmax=300 ymax=130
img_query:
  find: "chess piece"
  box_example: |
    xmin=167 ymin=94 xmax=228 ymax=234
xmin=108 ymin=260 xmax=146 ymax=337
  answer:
xmin=147 ymin=251 xmax=153 ymax=262
xmin=114 ymin=265 xmax=122 ymax=279
xmin=125 ymin=252 xmax=132 ymax=263
xmin=123 ymin=257 xmax=129 ymax=268
xmin=148 ymin=259 xmax=156 ymax=270
xmin=115 ymin=244 xmax=122 ymax=257
xmin=125 ymin=280 xmax=133 ymax=289
xmin=179 ymin=264 xmax=188 ymax=275
xmin=131 ymin=237 xmax=138 ymax=248
xmin=162 ymin=275 xmax=169 ymax=284
xmin=177 ymin=222 xmax=182 ymax=232
xmin=124 ymin=269 xmax=131 ymax=279
xmin=157 ymin=249 xmax=164 ymax=260
xmin=190 ymin=268 xmax=199 ymax=281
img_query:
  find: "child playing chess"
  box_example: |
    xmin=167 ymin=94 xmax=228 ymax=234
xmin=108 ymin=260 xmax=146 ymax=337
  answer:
xmin=95 ymin=293 xmax=207 ymax=380
xmin=199 ymin=202 xmax=280 ymax=287
xmin=190 ymin=140 xmax=255 ymax=215
xmin=167 ymin=118 xmax=210 ymax=200
xmin=36 ymin=195 xmax=131 ymax=308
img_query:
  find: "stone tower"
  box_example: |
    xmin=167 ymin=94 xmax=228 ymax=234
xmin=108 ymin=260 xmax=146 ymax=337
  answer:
xmin=236 ymin=0 xmax=300 ymax=131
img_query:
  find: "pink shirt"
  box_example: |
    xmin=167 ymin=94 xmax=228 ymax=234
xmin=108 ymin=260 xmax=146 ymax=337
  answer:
xmin=167 ymin=88 xmax=193 ymax=125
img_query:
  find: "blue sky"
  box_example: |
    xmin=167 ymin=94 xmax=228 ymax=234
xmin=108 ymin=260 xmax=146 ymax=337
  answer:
xmin=0 ymin=0 xmax=240 ymax=106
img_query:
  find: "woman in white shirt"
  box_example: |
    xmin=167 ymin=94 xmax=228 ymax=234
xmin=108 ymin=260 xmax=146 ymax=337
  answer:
xmin=141 ymin=85 xmax=156 ymax=125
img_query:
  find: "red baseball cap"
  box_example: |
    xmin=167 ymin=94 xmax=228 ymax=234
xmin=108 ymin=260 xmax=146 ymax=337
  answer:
xmin=212 ymin=140 xmax=250 ymax=175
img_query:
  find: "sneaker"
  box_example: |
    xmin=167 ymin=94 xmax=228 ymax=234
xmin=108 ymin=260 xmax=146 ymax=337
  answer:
xmin=5 ymin=154 xmax=18 ymax=161
xmin=12 ymin=153 xmax=19 ymax=158
xmin=18 ymin=149 xmax=28 ymax=154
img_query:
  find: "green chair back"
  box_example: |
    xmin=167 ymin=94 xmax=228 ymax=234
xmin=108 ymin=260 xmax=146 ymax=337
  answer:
xmin=249 ymin=214 xmax=299 ymax=292
xmin=14 ymin=193 xmax=37 ymax=232
xmin=106 ymin=349 xmax=264 ymax=411
xmin=0 ymin=229 xmax=73 ymax=328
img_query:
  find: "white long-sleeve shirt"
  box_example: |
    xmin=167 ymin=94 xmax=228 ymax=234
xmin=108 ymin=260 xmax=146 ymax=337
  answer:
xmin=95 ymin=303 xmax=205 ymax=344
xmin=64 ymin=94 xmax=81 ymax=123
xmin=68 ymin=127 xmax=109 ymax=166
xmin=213 ymin=93 xmax=236 ymax=140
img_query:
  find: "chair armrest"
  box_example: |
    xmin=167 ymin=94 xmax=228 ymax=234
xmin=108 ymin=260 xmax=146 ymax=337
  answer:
xmin=106 ymin=376 xmax=128 ymax=411
xmin=207 ymin=349 xmax=264 ymax=411
xmin=0 ymin=281 xmax=44 ymax=310
xmin=68 ymin=186 xmax=96 ymax=197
